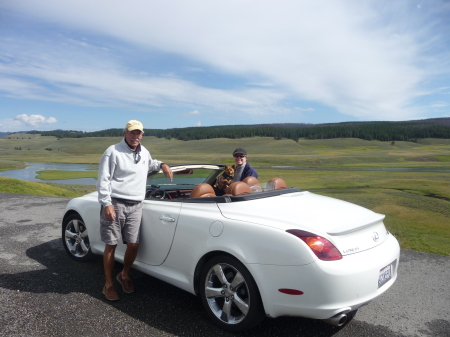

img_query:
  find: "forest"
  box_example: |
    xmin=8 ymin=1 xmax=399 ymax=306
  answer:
xmin=25 ymin=118 xmax=450 ymax=142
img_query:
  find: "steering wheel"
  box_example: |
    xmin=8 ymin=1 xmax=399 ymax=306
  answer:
xmin=146 ymin=189 xmax=170 ymax=200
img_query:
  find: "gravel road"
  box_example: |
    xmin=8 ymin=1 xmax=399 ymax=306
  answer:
xmin=0 ymin=193 xmax=449 ymax=337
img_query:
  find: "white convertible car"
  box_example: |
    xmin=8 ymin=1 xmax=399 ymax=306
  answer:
xmin=62 ymin=164 xmax=400 ymax=332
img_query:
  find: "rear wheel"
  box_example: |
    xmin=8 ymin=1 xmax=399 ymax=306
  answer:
xmin=200 ymin=255 xmax=265 ymax=332
xmin=62 ymin=213 xmax=94 ymax=262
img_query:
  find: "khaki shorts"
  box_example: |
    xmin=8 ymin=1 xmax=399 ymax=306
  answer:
xmin=100 ymin=198 xmax=143 ymax=245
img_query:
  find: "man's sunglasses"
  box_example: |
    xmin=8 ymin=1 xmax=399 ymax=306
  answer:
xmin=234 ymin=154 xmax=246 ymax=158
xmin=134 ymin=152 xmax=141 ymax=164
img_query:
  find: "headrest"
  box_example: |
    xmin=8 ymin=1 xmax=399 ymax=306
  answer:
xmin=267 ymin=178 xmax=287 ymax=190
xmin=242 ymin=176 xmax=262 ymax=192
xmin=190 ymin=183 xmax=216 ymax=198
xmin=242 ymin=176 xmax=259 ymax=185
xmin=228 ymin=181 xmax=251 ymax=196
xmin=224 ymin=184 xmax=233 ymax=195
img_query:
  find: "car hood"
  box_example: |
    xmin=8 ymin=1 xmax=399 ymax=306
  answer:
xmin=217 ymin=191 xmax=387 ymax=254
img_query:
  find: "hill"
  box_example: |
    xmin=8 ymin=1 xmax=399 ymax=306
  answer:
xmin=21 ymin=117 xmax=450 ymax=142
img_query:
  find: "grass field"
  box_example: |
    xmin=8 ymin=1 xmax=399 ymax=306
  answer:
xmin=258 ymin=169 xmax=450 ymax=256
xmin=0 ymin=176 xmax=88 ymax=198
xmin=2 ymin=134 xmax=450 ymax=168
xmin=1 ymin=135 xmax=449 ymax=255
xmin=35 ymin=170 xmax=98 ymax=180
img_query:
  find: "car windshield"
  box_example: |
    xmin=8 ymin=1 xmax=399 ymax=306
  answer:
xmin=147 ymin=168 xmax=221 ymax=191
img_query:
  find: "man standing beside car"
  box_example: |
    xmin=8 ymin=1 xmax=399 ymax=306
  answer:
xmin=97 ymin=120 xmax=173 ymax=301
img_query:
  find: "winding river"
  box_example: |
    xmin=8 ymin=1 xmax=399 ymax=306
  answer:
xmin=1 ymin=163 xmax=449 ymax=185
xmin=0 ymin=162 xmax=98 ymax=185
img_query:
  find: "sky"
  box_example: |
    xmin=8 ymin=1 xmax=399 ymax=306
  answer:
xmin=1 ymin=0 xmax=450 ymax=133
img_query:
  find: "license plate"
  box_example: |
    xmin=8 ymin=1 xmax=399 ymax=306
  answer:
xmin=378 ymin=263 xmax=392 ymax=289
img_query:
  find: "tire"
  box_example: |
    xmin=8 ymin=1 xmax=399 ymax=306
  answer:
xmin=62 ymin=213 xmax=94 ymax=262
xmin=200 ymin=255 xmax=265 ymax=332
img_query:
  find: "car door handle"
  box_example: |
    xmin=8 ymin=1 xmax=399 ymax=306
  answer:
xmin=159 ymin=216 xmax=175 ymax=222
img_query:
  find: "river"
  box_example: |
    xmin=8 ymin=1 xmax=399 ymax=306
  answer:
xmin=1 ymin=163 xmax=449 ymax=185
xmin=0 ymin=162 xmax=98 ymax=185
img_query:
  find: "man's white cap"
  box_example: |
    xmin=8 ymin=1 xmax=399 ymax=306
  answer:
xmin=125 ymin=120 xmax=144 ymax=132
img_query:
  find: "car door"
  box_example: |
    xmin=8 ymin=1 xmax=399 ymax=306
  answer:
xmin=135 ymin=199 xmax=182 ymax=265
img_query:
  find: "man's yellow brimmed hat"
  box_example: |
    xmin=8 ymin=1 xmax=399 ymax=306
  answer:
xmin=125 ymin=120 xmax=144 ymax=132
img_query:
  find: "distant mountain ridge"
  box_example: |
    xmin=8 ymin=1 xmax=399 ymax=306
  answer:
xmin=16 ymin=117 xmax=450 ymax=142
xmin=247 ymin=117 xmax=450 ymax=127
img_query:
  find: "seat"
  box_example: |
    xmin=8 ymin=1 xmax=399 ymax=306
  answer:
xmin=227 ymin=181 xmax=251 ymax=196
xmin=267 ymin=177 xmax=287 ymax=190
xmin=242 ymin=176 xmax=259 ymax=185
xmin=190 ymin=183 xmax=216 ymax=198
xmin=242 ymin=176 xmax=262 ymax=192
xmin=224 ymin=183 xmax=233 ymax=195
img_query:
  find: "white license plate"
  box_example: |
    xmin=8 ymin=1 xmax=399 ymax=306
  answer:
xmin=378 ymin=263 xmax=393 ymax=288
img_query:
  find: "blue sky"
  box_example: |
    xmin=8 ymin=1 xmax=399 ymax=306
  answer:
xmin=1 ymin=0 xmax=450 ymax=133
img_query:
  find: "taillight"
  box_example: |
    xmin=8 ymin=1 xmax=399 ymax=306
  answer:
xmin=278 ymin=288 xmax=304 ymax=295
xmin=287 ymin=229 xmax=342 ymax=261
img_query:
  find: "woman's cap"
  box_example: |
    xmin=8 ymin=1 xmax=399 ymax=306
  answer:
xmin=233 ymin=148 xmax=247 ymax=155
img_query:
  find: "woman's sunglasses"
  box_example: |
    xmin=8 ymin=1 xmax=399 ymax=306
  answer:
xmin=234 ymin=154 xmax=246 ymax=158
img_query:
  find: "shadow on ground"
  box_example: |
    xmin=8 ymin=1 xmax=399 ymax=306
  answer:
xmin=0 ymin=239 xmax=412 ymax=337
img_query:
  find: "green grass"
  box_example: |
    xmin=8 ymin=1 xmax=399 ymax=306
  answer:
xmin=1 ymin=135 xmax=449 ymax=255
xmin=0 ymin=160 xmax=27 ymax=171
xmin=2 ymin=135 xmax=450 ymax=168
xmin=314 ymin=188 xmax=449 ymax=256
xmin=255 ymin=168 xmax=450 ymax=256
xmin=0 ymin=177 xmax=84 ymax=197
xmin=435 ymin=155 xmax=450 ymax=162
xmin=36 ymin=170 xmax=98 ymax=180
xmin=44 ymin=182 xmax=97 ymax=195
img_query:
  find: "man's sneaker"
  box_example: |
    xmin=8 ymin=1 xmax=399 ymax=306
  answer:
xmin=103 ymin=285 xmax=119 ymax=301
xmin=117 ymin=272 xmax=135 ymax=293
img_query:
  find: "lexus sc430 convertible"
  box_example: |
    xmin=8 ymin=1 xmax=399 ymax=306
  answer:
xmin=62 ymin=164 xmax=400 ymax=332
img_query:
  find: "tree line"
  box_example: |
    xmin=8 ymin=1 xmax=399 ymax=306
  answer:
xmin=26 ymin=119 xmax=450 ymax=142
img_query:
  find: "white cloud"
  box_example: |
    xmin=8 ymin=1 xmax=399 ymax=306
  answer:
xmin=184 ymin=110 xmax=201 ymax=117
xmin=194 ymin=121 xmax=202 ymax=127
xmin=246 ymin=82 xmax=274 ymax=87
xmin=14 ymin=114 xmax=58 ymax=126
xmin=294 ymin=107 xmax=315 ymax=112
xmin=184 ymin=67 xmax=204 ymax=72
xmin=430 ymin=102 xmax=448 ymax=108
xmin=0 ymin=50 xmax=288 ymax=116
xmin=1 ymin=0 xmax=450 ymax=122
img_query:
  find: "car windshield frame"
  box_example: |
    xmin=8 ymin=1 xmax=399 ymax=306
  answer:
xmin=147 ymin=164 xmax=225 ymax=190
xmin=145 ymin=163 xmax=301 ymax=203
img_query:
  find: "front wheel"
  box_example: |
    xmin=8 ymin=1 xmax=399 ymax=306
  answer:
xmin=62 ymin=213 xmax=94 ymax=262
xmin=200 ymin=255 xmax=265 ymax=332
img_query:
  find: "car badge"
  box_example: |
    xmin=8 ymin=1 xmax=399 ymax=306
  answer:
xmin=372 ymin=232 xmax=380 ymax=242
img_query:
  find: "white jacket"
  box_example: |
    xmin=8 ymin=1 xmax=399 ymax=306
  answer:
xmin=97 ymin=139 xmax=163 ymax=206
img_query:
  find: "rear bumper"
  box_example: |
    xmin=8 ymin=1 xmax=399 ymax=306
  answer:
xmin=247 ymin=233 xmax=400 ymax=319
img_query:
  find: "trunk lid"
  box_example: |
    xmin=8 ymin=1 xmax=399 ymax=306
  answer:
xmin=217 ymin=191 xmax=388 ymax=255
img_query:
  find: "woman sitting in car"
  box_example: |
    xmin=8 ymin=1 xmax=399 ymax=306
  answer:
xmin=214 ymin=148 xmax=258 ymax=196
